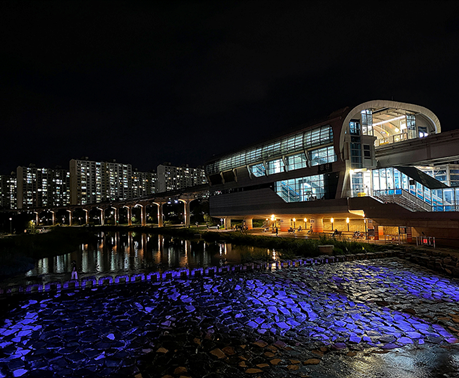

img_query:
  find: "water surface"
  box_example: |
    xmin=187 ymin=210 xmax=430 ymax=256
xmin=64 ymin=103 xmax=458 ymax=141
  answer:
xmin=1 ymin=231 xmax=275 ymax=287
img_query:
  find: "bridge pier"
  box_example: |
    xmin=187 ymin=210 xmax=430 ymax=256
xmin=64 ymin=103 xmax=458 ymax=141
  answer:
xmin=243 ymin=218 xmax=253 ymax=230
xmin=179 ymin=199 xmax=192 ymax=227
xmin=137 ymin=204 xmax=146 ymax=226
xmin=224 ymin=217 xmax=231 ymax=230
xmin=83 ymin=209 xmax=89 ymax=225
xmin=113 ymin=207 xmax=119 ymax=224
xmin=124 ymin=205 xmax=132 ymax=226
xmin=311 ymin=218 xmax=324 ymax=233
xmin=154 ymin=202 xmax=164 ymax=227
xmin=67 ymin=209 xmax=73 ymax=226
xmin=97 ymin=207 xmax=104 ymax=226
xmin=50 ymin=210 xmax=55 ymax=226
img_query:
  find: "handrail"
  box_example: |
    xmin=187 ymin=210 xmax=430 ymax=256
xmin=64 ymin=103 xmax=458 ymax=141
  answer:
xmin=373 ymin=188 xmax=432 ymax=212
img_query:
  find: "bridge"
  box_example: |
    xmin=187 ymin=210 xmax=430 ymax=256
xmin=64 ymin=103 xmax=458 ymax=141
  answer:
xmin=11 ymin=184 xmax=210 ymax=228
xmin=375 ymin=129 xmax=459 ymax=167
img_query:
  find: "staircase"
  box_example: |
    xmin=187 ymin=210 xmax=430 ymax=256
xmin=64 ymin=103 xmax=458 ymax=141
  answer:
xmin=373 ymin=189 xmax=432 ymax=212
xmin=279 ymin=182 xmax=301 ymax=202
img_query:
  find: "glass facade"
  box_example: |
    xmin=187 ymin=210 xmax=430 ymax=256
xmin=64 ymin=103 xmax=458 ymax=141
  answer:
xmin=309 ymin=146 xmax=336 ymax=167
xmin=250 ymin=163 xmax=266 ymax=177
xmin=267 ymin=159 xmax=285 ymax=175
xmin=361 ymin=110 xmax=373 ymax=136
xmin=206 ymin=125 xmax=334 ymax=175
xmin=286 ymin=153 xmax=307 ymax=171
xmin=353 ymin=167 xmax=459 ymax=212
xmin=275 ymin=175 xmax=325 ymax=202
xmin=418 ymin=165 xmax=459 ymax=187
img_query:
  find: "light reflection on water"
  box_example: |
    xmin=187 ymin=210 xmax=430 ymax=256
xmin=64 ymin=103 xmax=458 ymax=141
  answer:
xmin=8 ymin=231 xmax=276 ymax=285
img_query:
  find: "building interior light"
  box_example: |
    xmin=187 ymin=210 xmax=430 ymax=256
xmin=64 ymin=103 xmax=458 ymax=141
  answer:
xmin=371 ymin=115 xmax=405 ymax=127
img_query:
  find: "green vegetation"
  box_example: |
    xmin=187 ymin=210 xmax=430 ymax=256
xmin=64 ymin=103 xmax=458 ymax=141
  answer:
xmin=0 ymin=227 xmax=98 ymax=278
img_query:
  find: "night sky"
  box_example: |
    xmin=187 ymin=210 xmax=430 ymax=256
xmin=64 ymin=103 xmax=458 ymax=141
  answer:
xmin=1 ymin=1 xmax=459 ymax=175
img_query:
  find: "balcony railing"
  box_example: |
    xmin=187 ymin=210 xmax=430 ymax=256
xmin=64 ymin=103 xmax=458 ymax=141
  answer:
xmin=375 ymin=132 xmax=409 ymax=147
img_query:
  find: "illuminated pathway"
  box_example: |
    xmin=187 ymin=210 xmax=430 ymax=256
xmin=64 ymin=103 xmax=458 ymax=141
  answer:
xmin=1 ymin=258 xmax=459 ymax=377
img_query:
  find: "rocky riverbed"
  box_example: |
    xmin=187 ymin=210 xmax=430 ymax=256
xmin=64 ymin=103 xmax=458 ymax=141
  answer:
xmin=1 ymin=257 xmax=459 ymax=377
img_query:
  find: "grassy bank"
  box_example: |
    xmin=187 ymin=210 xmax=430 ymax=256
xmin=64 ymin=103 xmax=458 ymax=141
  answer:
xmin=0 ymin=227 xmax=98 ymax=278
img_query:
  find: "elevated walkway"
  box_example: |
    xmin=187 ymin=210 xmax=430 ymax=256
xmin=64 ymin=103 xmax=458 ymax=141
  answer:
xmin=376 ymin=129 xmax=459 ymax=167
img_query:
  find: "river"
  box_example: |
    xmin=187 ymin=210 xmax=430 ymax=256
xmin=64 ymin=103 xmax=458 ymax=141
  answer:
xmin=1 ymin=231 xmax=276 ymax=288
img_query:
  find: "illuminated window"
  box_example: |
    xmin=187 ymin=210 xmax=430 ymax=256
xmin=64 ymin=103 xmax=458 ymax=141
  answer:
xmin=309 ymin=146 xmax=336 ymax=166
xmin=250 ymin=163 xmax=266 ymax=177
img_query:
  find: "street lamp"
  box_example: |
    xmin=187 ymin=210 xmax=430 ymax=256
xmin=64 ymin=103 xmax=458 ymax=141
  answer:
xmin=330 ymin=217 xmax=334 ymax=231
xmin=271 ymin=214 xmax=275 ymax=231
xmin=346 ymin=217 xmax=350 ymax=231
xmin=293 ymin=218 xmax=296 ymax=229
xmin=9 ymin=217 xmax=12 ymax=234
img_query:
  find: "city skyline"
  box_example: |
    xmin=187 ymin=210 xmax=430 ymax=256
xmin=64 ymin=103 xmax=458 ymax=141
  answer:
xmin=1 ymin=2 xmax=459 ymax=175
xmin=0 ymin=159 xmax=206 ymax=209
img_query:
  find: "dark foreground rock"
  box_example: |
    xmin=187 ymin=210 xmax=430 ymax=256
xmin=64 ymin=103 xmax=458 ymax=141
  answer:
xmin=1 ymin=258 xmax=459 ymax=377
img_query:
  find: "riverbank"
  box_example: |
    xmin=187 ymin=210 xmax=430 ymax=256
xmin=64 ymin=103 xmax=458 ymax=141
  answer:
xmin=97 ymin=225 xmax=388 ymax=260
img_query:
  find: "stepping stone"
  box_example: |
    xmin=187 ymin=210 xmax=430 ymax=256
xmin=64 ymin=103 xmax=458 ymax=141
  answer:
xmin=246 ymin=368 xmax=263 ymax=374
xmin=304 ymin=358 xmax=321 ymax=365
xmin=397 ymin=337 xmax=413 ymax=344
xmin=210 ymin=348 xmax=226 ymax=359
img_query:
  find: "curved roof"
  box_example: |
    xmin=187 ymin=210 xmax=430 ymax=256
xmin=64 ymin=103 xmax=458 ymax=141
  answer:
xmin=339 ymin=100 xmax=441 ymax=152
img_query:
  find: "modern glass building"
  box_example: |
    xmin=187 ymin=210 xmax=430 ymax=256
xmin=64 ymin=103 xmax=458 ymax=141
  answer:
xmin=205 ymin=100 xmax=459 ymax=241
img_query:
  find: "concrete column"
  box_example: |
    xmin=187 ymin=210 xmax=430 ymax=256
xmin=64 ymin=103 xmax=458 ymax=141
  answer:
xmin=244 ymin=218 xmax=253 ymax=230
xmin=311 ymin=218 xmax=324 ymax=233
xmin=50 ymin=211 xmax=55 ymax=226
xmin=155 ymin=202 xmax=164 ymax=227
xmin=113 ymin=207 xmax=119 ymax=225
xmin=67 ymin=210 xmax=72 ymax=226
xmin=97 ymin=208 xmax=105 ymax=226
xmin=378 ymin=225 xmax=384 ymax=240
xmin=83 ymin=209 xmax=89 ymax=224
xmin=180 ymin=199 xmax=191 ymax=227
xmin=279 ymin=219 xmax=289 ymax=232
xmin=140 ymin=205 xmax=146 ymax=226
xmin=34 ymin=212 xmax=39 ymax=226
xmin=224 ymin=217 xmax=232 ymax=230
xmin=124 ymin=206 xmax=132 ymax=226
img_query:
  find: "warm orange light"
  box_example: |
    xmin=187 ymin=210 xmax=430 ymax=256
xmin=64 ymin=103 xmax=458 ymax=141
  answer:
xmin=346 ymin=217 xmax=350 ymax=223
xmin=271 ymin=214 xmax=275 ymax=221
xmin=303 ymin=218 xmax=307 ymax=222
xmin=331 ymin=218 xmax=334 ymax=223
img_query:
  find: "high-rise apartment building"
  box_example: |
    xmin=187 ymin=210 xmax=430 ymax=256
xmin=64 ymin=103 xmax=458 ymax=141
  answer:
xmin=156 ymin=163 xmax=207 ymax=193
xmin=132 ymin=169 xmax=157 ymax=198
xmin=0 ymin=172 xmax=17 ymax=209
xmin=16 ymin=165 xmax=70 ymax=209
xmin=70 ymin=158 xmax=133 ymax=205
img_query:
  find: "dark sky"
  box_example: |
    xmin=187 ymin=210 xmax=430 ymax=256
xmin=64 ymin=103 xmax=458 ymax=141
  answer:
xmin=1 ymin=1 xmax=459 ymax=174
